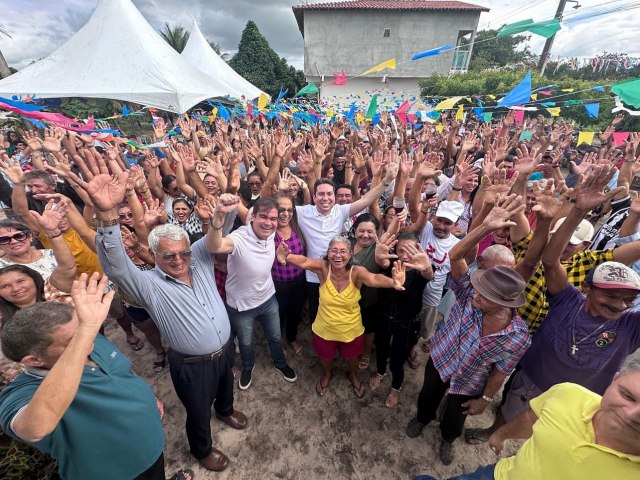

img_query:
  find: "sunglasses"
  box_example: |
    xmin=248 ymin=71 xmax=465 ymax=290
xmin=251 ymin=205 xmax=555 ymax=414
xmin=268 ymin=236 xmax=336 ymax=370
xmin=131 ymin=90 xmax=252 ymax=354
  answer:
xmin=119 ymin=212 xmax=134 ymax=220
xmin=0 ymin=231 xmax=30 ymax=245
xmin=159 ymin=250 xmax=192 ymax=262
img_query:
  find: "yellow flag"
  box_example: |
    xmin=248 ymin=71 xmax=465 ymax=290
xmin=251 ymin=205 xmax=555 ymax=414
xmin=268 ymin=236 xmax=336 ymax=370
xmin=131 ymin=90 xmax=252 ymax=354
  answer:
xmin=530 ymin=94 xmax=538 ymax=101
xmin=362 ymin=58 xmax=396 ymax=76
xmin=210 ymin=108 xmax=218 ymax=122
xmin=258 ymin=93 xmax=268 ymax=111
xmin=435 ymin=124 xmax=444 ymax=134
xmin=546 ymin=107 xmax=561 ymax=117
xmin=577 ymin=131 xmax=595 ymax=146
xmin=455 ymin=104 xmax=464 ymax=121
xmin=326 ymin=109 xmax=334 ymax=118
xmin=356 ymin=112 xmax=364 ymax=125
xmin=561 ymin=88 xmax=575 ymax=92
xmin=434 ymin=96 xmax=463 ymax=111
xmin=488 ymin=95 xmax=496 ymax=100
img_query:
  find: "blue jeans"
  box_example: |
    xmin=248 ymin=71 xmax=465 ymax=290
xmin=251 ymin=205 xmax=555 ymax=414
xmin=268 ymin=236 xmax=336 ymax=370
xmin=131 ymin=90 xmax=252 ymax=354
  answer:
xmin=447 ymin=464 xmax=496 ymax=479
xmin=227 ymin=295 xmax=286 ymax=371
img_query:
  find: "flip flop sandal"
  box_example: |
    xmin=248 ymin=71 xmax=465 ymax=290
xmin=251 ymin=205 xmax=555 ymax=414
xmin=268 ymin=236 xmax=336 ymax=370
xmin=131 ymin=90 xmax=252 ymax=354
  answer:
xmin=369 ymin=372 xmax=386 ymax=391
xmin=464 ymin=428 xmax=490 ymax=445
xmin=385 ymin=387 xmax=401 ymax=408
xmin=127 ymin=337 xmax=144 ymax=351
xmin=358 ymin=355 xmax=370 ymax=370
xmin=315 ymin=378 xmax=330 ymax=396
xmin=153 ymin=350 xmax=166 ymax=372
xmin=348 ymin=374 xmax=365 ymax=399
xmin=169 ymin=469 xmax=194 ymax=480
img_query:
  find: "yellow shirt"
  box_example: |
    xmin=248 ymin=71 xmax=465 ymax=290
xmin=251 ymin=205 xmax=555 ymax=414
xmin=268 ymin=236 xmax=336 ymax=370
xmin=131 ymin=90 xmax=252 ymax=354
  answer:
xmin=39 ymin=229 xmax=103 ymax=277
xmin=312 ymin=266 xmax=364 ymax=342
xmin=495 ymin=383 xmax=640 ymax=480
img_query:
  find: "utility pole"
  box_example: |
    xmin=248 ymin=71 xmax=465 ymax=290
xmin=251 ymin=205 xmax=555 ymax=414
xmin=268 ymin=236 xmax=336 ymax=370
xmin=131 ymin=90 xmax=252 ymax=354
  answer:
xmin=538 ymin=0 xmax=567 ymax=75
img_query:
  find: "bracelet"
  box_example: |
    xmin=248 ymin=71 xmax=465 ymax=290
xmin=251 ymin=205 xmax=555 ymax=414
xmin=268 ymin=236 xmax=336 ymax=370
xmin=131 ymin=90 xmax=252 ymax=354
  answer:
xmin=132 ymin=243 xmax=143 ymax=254
xmin=452 ymin=186 xmax=462 ymax=191
xmin=45 ymin=229 xmax=62 ymax=239
xmin=212 ymin=223 xmax=224 ymax=230
xmin=95 ymin=217 xmax=120 ymax=227
xmin=481 ymin=394 xmax=493 ymax=403
xmin=345 ymin=164 xmax=352 ymax=168
xmin=201 ymin=221 xmax=211 ymax=226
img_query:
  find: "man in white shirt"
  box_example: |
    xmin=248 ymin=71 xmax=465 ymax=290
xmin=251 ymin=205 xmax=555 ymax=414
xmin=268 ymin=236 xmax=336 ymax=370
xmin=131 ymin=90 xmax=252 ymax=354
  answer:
xmin=296 ymin=163 xmax=398 ymax=322
xmin=208 ymin=195 xmax=297 ymax=390
xmin=419 ymin=200 xmax=464 ymax=340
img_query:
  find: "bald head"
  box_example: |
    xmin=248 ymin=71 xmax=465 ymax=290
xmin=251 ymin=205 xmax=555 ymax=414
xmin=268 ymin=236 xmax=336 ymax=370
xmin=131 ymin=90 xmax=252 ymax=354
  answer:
xmin=478 ymin=245 xmax=515 ymax=270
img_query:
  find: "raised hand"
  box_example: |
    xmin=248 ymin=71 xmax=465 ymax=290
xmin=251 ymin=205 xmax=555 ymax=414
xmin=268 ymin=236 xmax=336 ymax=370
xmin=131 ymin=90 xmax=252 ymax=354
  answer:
xmin=67 ymin=155 xmax=129 ymax=212
xmin=177 ymin=117 xmax=192 ymax=138
xmin=531 ymin=179 xmax=565 ymax=220
xmin=483 ymin=193 xmax=524 ymax=231
xmin=21 ymin=130 xmax=42 ymax=151
xmin=142 ymin=197 xmax=164 ymax=227
xmin=0 ymin=155 xmax=25 ymax=184
xmin=215 ymin=193 xmax=239 ymax=215
xmin=28 ymin=198 xmax=69 ymax=233
xmin=40 ymin=128 xmax=64 ymax=153
xmin=120 ymin=227 xmax=140 ymax=248
xmin=514 ymin=144 xmax=541 ymax=177
xmin=391 ymin=260 xmax=406 ymax=291
xmin=402 ymin=242 xmax=431 ymax=272
xmin=570 ymin=152 xmax=596 ymax=176
xmin=375 ymin=232 xmax=398 ymax=264
xmin=194 ymin=197 xmax=214 ymax=221
xmin=481 ymin=168 xmax=519 ymax=205
xmin=152 ymin=118 xmax=166 ymax=141
xmin=574 ymin=164 xmax=621 ymax=211
xmin=71 ymin=272 xmax=115 ymax=330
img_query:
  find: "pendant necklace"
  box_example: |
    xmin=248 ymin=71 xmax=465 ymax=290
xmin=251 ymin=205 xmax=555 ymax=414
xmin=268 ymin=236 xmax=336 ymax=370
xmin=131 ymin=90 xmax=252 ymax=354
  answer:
xmin=570 ymin=306 xmax=611 ymax=355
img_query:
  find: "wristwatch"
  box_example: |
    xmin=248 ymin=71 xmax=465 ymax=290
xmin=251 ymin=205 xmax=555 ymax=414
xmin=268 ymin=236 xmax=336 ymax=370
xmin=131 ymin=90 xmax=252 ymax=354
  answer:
xmin=481 ymin=394 xmax=493 ymax=402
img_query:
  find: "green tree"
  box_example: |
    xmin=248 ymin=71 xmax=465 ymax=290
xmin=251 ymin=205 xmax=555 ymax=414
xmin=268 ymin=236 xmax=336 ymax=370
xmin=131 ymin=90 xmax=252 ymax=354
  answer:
xmin=229 ymin=21 xmax=305 ymax=98
xmin=469 ymin=29 xmax=536 ymax=71
xmin=159 ymin=23 xmax=190 ymax=53
xmin=420 ymin=69 xmax=640 ymax=130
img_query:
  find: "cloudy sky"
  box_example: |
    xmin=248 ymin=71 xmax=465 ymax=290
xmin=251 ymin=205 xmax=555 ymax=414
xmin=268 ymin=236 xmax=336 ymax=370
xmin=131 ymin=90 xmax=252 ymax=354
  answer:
xmin=1 ymin=0 xmax=639 ymax=71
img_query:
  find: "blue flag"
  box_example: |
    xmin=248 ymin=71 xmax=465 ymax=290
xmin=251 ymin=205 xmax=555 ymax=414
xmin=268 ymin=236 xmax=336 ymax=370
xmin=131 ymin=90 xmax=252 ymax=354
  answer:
xmin=584 ymin=103 xmax=600 ymax=118
xmin=496 ymin=72 xmax=532 ymax=108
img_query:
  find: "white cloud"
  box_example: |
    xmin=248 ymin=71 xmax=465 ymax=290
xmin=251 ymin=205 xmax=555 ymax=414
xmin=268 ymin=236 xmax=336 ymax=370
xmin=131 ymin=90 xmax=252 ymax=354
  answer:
xmin=0 ymin=0 xmax=637 ymax=72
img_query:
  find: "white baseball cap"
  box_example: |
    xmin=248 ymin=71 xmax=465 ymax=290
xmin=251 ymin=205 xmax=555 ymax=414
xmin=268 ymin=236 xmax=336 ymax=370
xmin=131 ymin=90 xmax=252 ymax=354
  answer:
xmin=435 ymin=200 xmax=464 ymax=223
xmin=551 ymin=217 xmax=594 ymax=245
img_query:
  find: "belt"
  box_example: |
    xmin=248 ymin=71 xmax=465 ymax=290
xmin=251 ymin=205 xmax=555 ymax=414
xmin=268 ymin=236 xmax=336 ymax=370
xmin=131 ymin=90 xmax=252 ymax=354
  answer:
xmin=169 ymin=347 xmax=225 ymax=364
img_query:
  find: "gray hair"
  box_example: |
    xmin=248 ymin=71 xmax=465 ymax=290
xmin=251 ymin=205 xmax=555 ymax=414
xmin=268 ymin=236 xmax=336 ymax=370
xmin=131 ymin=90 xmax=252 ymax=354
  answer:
xmin=619 ymin=355 xmax=640 ymax=375
xmin=1 ymin=302 xmax=75 ymax=362
xmin=327 ymin=236 xmax=352 ymax=252
xmin=147 ymin=224 xmax=190 ymax=252
xmin=480 ymin=245 xmax=515 ymax=266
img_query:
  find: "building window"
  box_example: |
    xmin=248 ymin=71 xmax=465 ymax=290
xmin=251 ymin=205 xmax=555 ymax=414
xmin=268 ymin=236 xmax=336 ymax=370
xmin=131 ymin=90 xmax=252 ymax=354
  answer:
xmin=383 ymin=28 xmax=390 ymax=38
xmin=452 ymin=30 xmax=473 ymax=71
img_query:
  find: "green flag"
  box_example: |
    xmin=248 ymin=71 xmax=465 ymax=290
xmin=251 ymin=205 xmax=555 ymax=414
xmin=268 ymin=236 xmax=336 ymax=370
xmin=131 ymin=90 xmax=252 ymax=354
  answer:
xmin=611 ymin=77 xmax=640 ymax=109
xmin=497 ymin=18 xmax=561 ymax=39
xmin=295 ymin=82 xmax=319 ymax=97
xmin=365 ymin=95 xmax=378 ymax=119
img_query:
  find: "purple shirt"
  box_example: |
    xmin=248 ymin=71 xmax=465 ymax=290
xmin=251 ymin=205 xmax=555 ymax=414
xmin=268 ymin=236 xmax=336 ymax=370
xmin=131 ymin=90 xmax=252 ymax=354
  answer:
xmin=521 ymin=283 xmax=640 ymax=395
xmin=272 ymin=230 xmax=305 ymax=282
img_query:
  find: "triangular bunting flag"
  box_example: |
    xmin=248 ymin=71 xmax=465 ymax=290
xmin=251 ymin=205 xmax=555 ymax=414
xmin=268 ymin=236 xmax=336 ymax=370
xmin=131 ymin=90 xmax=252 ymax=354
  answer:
xmin=362 ymin=58 xmax=396 ymax=76
xmin=577 ymin=131 xmax=595 ymax=146
xmin=496 ymin=72 xmax=532 ymax=108
xmin=584 ymin=103 xmax=599 ymax=118
xmin=613 ymin=132 xmax=630 ymax=148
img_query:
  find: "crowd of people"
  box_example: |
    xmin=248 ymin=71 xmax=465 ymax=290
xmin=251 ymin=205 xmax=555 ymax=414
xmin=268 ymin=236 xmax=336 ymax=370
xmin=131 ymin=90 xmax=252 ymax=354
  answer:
xmin=0 ymin=108 xmax=639 ymax=479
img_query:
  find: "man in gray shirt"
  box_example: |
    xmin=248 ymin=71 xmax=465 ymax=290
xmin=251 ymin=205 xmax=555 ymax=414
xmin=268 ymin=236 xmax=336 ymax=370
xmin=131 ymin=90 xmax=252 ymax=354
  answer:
xmin=70 ymin=160 xmax=245 ymax=473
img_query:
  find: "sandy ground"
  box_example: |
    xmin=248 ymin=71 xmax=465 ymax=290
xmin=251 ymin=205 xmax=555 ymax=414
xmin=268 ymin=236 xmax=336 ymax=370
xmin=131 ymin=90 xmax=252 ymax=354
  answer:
xmin=106 ymin=320 xmax=521 ymax=480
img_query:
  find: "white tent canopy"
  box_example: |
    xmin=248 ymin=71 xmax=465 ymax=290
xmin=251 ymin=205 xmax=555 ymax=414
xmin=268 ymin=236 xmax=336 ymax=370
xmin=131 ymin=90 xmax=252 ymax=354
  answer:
xmin=181 ymin=20 xmax=265 ymax=101
xmin=0 ymin=0 xmax=238 ymax=113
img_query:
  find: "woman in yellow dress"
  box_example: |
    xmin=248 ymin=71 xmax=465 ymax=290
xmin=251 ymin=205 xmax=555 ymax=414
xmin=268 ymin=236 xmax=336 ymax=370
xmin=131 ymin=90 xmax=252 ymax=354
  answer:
xmin=276 ymin=236 xmax=406 ymax=398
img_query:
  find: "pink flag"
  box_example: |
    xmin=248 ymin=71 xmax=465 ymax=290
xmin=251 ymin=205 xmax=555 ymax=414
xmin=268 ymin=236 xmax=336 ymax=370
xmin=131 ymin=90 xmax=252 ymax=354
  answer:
xmin=513 ymin=110 xmax=525 ymax=123
xmin=331 ymin=70 xmax=347 ymax=86
xmin=613 ymin=132 xmax=630 ymax=148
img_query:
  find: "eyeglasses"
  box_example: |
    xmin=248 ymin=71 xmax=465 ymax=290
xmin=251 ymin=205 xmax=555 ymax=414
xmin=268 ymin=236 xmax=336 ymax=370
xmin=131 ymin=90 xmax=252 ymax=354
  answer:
xmin=278 ymin=208 xmax=294 ymax=215
xmin=159 ymin=250 xmax=192 ymax=262
xmin=328 ymin=248 xmax=349 ymax=255
xmin=0 ymin=231 xmax=30 ymax=245
xmin=119 ymin=212 xmax=134 ymax=220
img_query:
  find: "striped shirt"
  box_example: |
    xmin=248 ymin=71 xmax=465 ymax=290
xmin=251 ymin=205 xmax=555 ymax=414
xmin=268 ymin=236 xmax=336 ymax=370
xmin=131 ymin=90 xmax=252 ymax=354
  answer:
xmin=430 ymin=273 xmax=531 ymax=396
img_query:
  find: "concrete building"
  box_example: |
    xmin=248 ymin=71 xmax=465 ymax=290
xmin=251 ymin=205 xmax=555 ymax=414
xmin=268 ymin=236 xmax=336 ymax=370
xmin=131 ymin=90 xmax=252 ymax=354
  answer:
xmin=292 ymin=0 xmax=489 ymax=105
